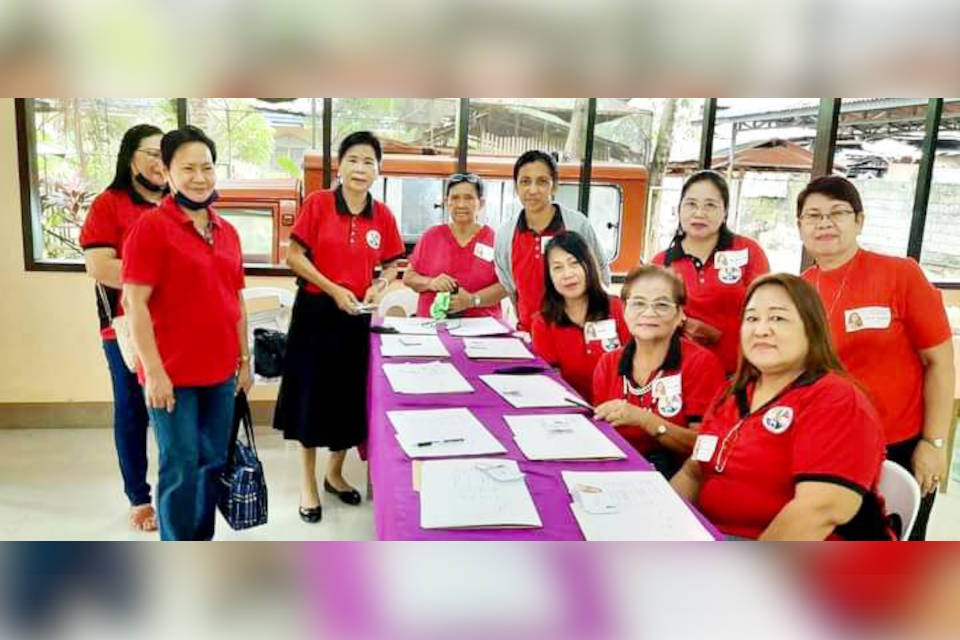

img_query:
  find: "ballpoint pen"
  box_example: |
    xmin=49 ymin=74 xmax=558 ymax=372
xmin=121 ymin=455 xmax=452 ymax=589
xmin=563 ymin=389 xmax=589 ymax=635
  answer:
xmin=415 ymin=438 xmax=465 ymax=447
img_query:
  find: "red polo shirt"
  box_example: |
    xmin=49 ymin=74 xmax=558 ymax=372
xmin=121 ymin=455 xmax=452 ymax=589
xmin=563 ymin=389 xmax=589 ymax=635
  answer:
xmin=801 ymin=249 xmax=952 ymax=445
xmin=512 ymin=205 xmax=565 ymax=331
xmin=653 ymin=230 xmax=769 ymax=373
xmin=694 ymin=371 xmax=889 ymax=540
xmin=530 ymin=296 xmax=630 ymax=403
xmin=122 ymin=196 xmax=245 ymax=387
xmin=592 ymin=334 xmax=727 ymax=453
xmin=291 ymin=187 xmax=404 ymax=299
xmin=80 ymin=188 xmax=157 ymax=340
xmin=408 ymin=223 xmax=501 ymax=318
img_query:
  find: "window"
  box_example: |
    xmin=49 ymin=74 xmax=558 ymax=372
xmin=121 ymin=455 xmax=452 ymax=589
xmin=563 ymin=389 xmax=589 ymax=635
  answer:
xmin=332 ymin=99 xmax=457 ymax=156
xmin=920 ymin=99 xmax=960 ymax=283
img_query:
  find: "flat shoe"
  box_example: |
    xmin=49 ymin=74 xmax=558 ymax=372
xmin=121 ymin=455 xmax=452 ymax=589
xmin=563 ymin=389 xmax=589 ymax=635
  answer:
xmin=298 ymin=505 xmax=322 ymax=523
xmin=324 ymin=478 xmax=362 ymax=506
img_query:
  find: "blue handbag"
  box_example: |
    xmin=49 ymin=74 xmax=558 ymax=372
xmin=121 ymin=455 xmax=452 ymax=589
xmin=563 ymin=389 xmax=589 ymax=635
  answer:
xmin=218 ymin=391 xmax=268 ymax=530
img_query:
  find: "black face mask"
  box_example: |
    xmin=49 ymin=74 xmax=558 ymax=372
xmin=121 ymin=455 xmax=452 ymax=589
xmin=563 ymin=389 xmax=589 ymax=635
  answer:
xmin=134 ymin=172 xmax=166 ymax=193
xmin=174 ymin=190 xmax=219 ymax=210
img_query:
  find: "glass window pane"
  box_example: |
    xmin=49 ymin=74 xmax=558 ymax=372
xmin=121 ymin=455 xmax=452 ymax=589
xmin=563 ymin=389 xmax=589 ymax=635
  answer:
xmin=920 ymin=98 xmax=960 ymax=283
xmin=217 ymin=207 xmax=274 ymax=264
xmin=332 ymin=99 xmax=457 ymax=155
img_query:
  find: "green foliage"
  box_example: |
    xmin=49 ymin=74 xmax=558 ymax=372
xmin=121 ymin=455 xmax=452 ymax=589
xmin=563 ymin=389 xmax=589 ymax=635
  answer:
xmin=276 ymin=156 xmax=300 ymax=179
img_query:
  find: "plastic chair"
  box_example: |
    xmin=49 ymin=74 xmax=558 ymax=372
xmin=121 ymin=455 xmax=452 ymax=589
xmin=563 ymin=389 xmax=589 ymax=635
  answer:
xmin=377 ymin=286 xmax=418 ymax=318
xmin=877 ymin=459 xmax=921 ymax=540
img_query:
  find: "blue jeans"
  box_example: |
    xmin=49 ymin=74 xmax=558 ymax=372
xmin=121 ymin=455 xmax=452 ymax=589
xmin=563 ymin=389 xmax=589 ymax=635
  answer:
xmin=148 ymin=378 xmax=236 ymax=541
xmin=102 ymin=339 xmax=151 ymax=506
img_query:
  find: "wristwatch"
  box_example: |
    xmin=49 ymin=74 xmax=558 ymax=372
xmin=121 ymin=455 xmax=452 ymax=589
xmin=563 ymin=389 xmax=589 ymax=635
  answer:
xmin=471 ymin=294 xmax=482 ymax=308
xmin=654 ymin=424 xmax=667 ymax=438
xmin=923 ymin=437 xmax=945 ymax=449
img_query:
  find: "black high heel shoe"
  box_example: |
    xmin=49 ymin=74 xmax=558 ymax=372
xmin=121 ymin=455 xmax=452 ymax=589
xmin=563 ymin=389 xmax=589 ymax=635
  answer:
xmin=324 ymin=478 xmax=362 ymax=506
xmin=298 ymin=504 xmax=322 ymax=523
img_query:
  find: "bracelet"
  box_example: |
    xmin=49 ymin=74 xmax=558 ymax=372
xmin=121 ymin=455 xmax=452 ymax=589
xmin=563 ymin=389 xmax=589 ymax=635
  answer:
xmin=238 ymin=354 xmax=251 ymax=363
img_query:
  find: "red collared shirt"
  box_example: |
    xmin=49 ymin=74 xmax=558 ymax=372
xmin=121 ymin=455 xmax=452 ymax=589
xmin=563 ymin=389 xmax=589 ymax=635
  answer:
xmin=122 ymin=196 xmax=245 ymax=387
xmin=592 ymin=335 xmax=726 ymax=453
xmin=511 ymin=205 xmax=565 ymax=331
xmin=80 ymin=188 xmax=157 ymax=340
xmin=291 ymin=187 xmax=404 ymax=299
xmin=530 ymin=296 xmax=631 ymax=403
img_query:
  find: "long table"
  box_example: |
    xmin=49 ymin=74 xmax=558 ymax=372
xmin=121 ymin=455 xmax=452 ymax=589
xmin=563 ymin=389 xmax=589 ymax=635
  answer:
xmin=366 ymin=322 xmax=722 ymax=540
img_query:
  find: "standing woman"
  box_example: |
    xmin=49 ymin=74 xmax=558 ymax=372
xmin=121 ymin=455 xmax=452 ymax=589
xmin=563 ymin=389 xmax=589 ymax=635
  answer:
xmin=404 ymin=173 xmax=506 ymax=317
xmin=80 ymin=124 xmax=166 ymax=532
xmin=797 ymin=176 xmax=955 ymax=541
xmin=653 ymin=170 xmax=770 ymax=374
xmin=122 ymin=126 xmax=252 ymax=541
xmin=530 ymin=231 xmax=630 ymax=404
xmin=593 ymin=265 xmax=726 ymax=478
xmin=274 ymin=131 xmax=404 ymax=523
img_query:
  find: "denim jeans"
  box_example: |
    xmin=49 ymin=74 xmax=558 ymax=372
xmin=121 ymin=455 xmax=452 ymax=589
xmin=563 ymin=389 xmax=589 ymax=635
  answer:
xmin=147 ymin=378 xmax=236 ymax=541
xmin=102 ymin=339 xmax=151 ymax=506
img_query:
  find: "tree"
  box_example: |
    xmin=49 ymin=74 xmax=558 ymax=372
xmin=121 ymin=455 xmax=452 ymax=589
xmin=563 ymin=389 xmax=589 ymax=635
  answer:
xmin=562 ymin=98 xmax=591 ymax=161
xmin=644 ymin=98 xmax=679 ymax=260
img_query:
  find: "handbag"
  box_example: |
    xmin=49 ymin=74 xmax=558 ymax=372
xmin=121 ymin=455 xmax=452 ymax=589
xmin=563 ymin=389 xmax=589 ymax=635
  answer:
xmin=218 ymin=391 xmax=268 ymax=530
xmin=96 ymin=283 xmax=138 ymax=372
xmin=253 ymin=327 xmax=287 ymax=378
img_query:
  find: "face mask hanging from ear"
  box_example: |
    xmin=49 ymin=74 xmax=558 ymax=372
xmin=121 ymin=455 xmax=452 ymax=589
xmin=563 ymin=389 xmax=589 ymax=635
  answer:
xmin=174 ymin=190 xmax=219 ymax=210
xmin=134 ymin=172 xmax=166 ymax=193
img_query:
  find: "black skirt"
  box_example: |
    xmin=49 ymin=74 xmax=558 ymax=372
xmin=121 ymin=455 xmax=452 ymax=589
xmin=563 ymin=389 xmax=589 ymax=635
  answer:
xmin=273 ymin=289 xmax=371 ymax=450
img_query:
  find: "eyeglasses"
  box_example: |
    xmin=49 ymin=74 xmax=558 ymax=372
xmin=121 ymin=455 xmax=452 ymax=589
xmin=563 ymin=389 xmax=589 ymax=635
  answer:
xmin=625 ymin=299 xmax=678 ymax=317
xmin=136 ymin=148 xmax=162 ymax=160
xmin=680 ymin=200 xmax=722 ymax=215
xmin=798 ymin=210 xmax=856 ymax=226
xmin=447 ymin=173 xmax=483 ymax=198
xmin=714 ymin=420 xmax=744 ymax=474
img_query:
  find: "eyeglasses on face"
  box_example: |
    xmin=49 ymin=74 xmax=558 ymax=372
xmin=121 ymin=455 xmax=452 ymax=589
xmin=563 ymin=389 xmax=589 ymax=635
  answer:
xmin=680 ymin=199 xmax=722 ymax=215
xmin=625 ymin=299 xmax=678 ymax=317
xmin=798 ymin=209 xmax=856 ymax=226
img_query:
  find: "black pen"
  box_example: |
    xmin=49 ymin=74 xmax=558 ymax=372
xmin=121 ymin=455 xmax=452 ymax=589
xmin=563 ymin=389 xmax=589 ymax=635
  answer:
xmin=415 ymin=438 xmax=465 ymax=447
xmin=493 ymin=365 xmax=547 ymax=375
xmin=563 ymin=396 xmax=595 ymax=412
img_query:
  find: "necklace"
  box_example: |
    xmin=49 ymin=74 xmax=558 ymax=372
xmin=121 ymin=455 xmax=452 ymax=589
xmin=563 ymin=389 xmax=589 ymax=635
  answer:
xmin=814 ymin=259 xmax=854 ymax=318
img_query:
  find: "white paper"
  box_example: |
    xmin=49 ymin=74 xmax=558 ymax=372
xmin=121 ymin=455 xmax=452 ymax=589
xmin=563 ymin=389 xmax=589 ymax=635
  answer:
xmin=480 ymin=374 xmax=583 ymax=409
xmin=463 ymin=337 xmax=535 ymax=360
xmin=561 ymin=471 xmax=714 ymax=541
xmin=504 ymin=414 xmax=626 ymax=461
xmin=380 ymin=334 xmax=450 ymax=357
xmin=382 ymin=317 xmax=439 ymax=335
xmin=447 ymin=317 xmax=512 ymax=337
xmin=382 ymin=361 xmax=474 ymax=394
xmin=420 ymin=458 xmax=543 ymax=529
xmin=387 ymin=408 xmax=507 ymax=458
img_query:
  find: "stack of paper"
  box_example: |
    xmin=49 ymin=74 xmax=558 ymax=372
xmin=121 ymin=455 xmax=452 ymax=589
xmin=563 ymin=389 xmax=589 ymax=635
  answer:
xmin=381 ymin=317 xmax=438 ymax=335
xmin=447 ymin=317 xmax=511 ymax=337
xmin=480 ymin=374 xmax=584 ymax=409
xmin=420 ymin=458 xmax=542 ymax=529
xmin=382 ymin=361 xmax=473 ymax=394
xmin=560 ymin=471 xmax=714 ymax=541
xmin=380 ymin=334 xmax=450 ymax=357
xmin=387 ymin=408 xmax=506 ymax=458
xmin=463 ymin=338 xmax=535 ymax=360
xmin=504 ymin=414 xmax=626 ymax=461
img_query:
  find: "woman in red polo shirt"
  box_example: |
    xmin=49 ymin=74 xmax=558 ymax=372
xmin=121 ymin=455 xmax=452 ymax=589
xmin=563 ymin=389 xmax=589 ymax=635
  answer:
xmin=653 ymin=170 xmax=770 ymax=374
xmin=530 ymin=231 xmax=629 ymax=403
xmin=796 ymin=176 xmax=954 ymax=541
xmin=671 ymin=274 xmax=892 ymax=540
xmin=404 ymin=173 xmax=506 ymax=317
xmin=592 ymin=265 xmax=726 ymax=478
xmin=274 ymin=131 xmax=404 ymax=523
xmin=80 ymin=123 xmax=165 ymax=533
xmin=123 ymin=126 xmax=252 ymax=541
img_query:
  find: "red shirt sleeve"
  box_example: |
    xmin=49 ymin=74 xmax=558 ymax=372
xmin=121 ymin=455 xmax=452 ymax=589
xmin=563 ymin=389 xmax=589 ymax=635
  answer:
xmin=743 ymin=238 xmax=770 ymax=287
xmin=290 ymin=194 xmax=320 ymax=252
xmin=791 ymin=378 xmax=883 ymax=493
xmin=378 ymin=204 xmax=405 ymax=264
xmin=651 ymin=251 xmax=667 ymax=266
xmin=682 ymin=345 xmax=727 ymax=422
xmin=80 ymin=192 xmax=120 ymax=250
xmin=899 ymin=259 xmax=952 ymax=350
xmin=592 ymin=351 xmax=618 ymax=405
xmin=226 ymin=222 xmax=246 ymax=291
xmin=122 ymin=214 xmax=166 ymax=286
xmin=530 ymin=314 xmax=559 ymax=365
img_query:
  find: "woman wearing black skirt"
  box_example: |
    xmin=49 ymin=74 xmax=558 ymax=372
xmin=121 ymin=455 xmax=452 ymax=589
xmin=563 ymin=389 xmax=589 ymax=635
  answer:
xmin=274 ymin=131 xmax=404 ymax=522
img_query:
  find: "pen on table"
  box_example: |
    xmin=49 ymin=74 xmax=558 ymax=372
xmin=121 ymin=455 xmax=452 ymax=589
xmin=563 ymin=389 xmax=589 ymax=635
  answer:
xmin=564 ymin=396 xmax=594 ymax=412
xmin=493 ymin=365 xmax=547 ymax=375
xmin=416 ymin=438 xmax=465 ymax=447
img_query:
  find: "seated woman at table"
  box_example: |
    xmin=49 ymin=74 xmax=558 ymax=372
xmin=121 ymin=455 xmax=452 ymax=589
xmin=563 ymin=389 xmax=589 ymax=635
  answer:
xmin=530 ymin=231 xmax=629 ymax=404
xmin=593 ymin=265 xmax=726 ymax=478
xmin=404 ymin=173 xmax=506 ymax=318
xmin=671 ymin=273 xmax=893 ymax=540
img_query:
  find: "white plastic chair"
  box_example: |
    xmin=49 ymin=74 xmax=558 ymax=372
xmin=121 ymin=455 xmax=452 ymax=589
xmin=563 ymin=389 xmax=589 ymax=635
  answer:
xmin=377 ymin=286 xmax=418 ymax=318
xmin=877 ymin=459 xmax=921 ymax=540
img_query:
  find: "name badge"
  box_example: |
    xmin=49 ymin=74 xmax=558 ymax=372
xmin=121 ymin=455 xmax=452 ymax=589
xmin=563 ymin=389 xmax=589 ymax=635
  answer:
xmin=714 ymin=249 xmax=749 ymax=270
xmin=584 ymin=319 xmax=618 ymax=342
xmin=762 ymin=406 xmax=794 ymax=434
xmin=844 ymin=306 xmax=891 ymax=333
xmin=657 ymin=394 xmax=683 ymax=418
xmin=718 ymin=266 xmax=743 ymax=284
xmin=652 ymin=373 xmax=682 ymax=402
xmin=474 ymin=242 xmax=494 ymax=262
xmin=692 ymin=434 xmax=718 ymax=462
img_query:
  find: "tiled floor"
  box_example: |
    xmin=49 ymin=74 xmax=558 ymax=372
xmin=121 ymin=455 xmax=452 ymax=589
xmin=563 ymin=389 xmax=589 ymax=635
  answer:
xmin=0 ymin=427 xmax=957 ymax=541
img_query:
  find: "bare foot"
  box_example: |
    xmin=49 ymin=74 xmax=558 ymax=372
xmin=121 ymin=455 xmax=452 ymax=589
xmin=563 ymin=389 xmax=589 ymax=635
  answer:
xmin=130 ymin=504 xmax=157 ymax=532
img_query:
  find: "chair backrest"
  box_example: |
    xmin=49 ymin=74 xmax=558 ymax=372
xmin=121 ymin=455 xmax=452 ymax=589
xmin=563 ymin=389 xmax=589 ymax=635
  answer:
xmin=242 ymin=287 xmax=296 ymax=332
xmin=877 ymin=459 xmax=921 ymax=540
xmin=377 ymin=286 xmax=418 ymax=318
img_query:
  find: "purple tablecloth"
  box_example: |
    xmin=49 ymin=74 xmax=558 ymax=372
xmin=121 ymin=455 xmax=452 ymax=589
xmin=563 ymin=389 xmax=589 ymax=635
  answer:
xmin=367 ymin=323 xmax=722 ymax=540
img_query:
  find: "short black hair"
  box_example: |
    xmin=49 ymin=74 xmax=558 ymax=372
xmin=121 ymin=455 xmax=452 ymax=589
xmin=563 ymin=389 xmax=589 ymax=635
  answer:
xmin=338 ymin=130 xmax=382 ymax=163
xmin=161 ymin=125 xmax=217 ymax=167
xmin=108 ymin=124 xmax=164 ymax=192
xmin=513 ymin=149 xmax=559 ymax=184
xmin=680 ymin=169 xmax=729 ymax=210
xmin=541 ymin=231 xmax=610 ymax=326
xmin=796 ymin=175 xmax=864 ymax=217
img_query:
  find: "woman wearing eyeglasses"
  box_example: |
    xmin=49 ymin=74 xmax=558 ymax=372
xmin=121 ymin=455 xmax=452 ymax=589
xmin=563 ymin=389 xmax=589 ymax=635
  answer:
xmin=671 ymin=274 xmax=893 ymax=541
xmin=592 ymin=265 xmax=726 ymax=478
xmin=797 ymin=176 xmax=954 ymax=541
xmin=529 ymin=231 xmax=631 ymax=404
xmin=653 ymin=170 xmax=770 ymax=374
xmin=404 ymin=173 xmax=506 ymax=318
